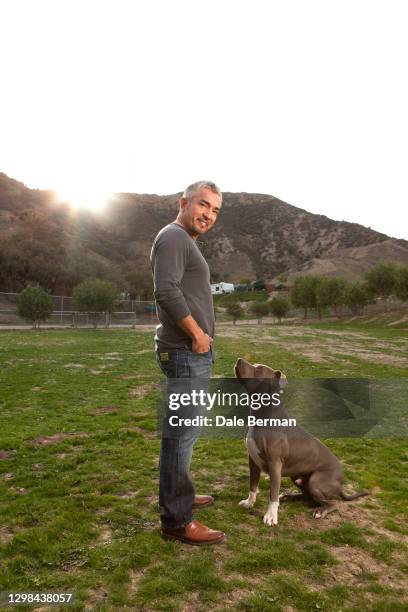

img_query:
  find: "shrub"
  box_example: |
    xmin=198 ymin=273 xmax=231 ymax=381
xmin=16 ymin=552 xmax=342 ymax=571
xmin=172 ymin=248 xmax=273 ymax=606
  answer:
xmin=365 ymin=262 xmax=398 ymax=299
xmin=291 ymin=276 xmax=319 ymax=319
xmin=394 ymin=266 xmax=408 ymax=302
xmin=344 ymin=282 xmax=369 ymax=314
xmin=226 ymin=301 xmax=244 ymax=325
xmin=269 ymin=296 xmax=290 ymax=323
xmin=73 ymin=279 xmax=118 ymax=328
xmin=250 ymin=300 xmax=270 ymax=324
xmin=17 ymin=286 xmax=53 ymax=329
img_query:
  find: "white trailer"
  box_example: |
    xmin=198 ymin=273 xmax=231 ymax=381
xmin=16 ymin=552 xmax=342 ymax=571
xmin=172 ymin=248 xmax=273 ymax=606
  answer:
xmin=211 ymin=282 xmax=235 ymax=295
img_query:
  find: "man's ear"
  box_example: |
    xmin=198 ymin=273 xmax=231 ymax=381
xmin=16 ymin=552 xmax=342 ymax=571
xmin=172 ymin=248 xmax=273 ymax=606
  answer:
xmin=179 ymin=196 xmax=188 ymax=211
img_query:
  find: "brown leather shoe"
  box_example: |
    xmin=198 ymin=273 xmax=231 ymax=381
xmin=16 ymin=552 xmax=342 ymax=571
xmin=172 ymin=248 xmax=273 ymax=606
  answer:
xmin=161 ymin=520 xmax=225 ymax=545
xmin=193 ymin=494 xmax=214 ymax=509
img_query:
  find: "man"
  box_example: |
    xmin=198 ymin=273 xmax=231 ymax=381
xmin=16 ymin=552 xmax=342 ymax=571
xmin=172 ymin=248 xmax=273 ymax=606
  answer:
xmin=150 ymin=180 xmax=225 ymax=545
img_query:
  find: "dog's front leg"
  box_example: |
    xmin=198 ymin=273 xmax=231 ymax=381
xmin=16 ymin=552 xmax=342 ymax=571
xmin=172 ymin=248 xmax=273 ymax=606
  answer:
xmin=239 ymin=455 xmax=261 ymax=509
xmin=263 ymin=461 xmax=282 ymax=526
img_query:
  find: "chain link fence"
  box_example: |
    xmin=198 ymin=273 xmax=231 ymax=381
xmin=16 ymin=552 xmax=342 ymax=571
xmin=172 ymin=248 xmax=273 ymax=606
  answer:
xmin=1 ymin=291 xmax=406 ymax=328
xmin=0 ymin=292 xmax=158 ymax=327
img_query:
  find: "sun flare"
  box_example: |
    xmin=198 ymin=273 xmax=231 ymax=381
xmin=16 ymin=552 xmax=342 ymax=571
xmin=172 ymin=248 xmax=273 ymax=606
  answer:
xmin=56 ymin=180 xmax=113 ymax=212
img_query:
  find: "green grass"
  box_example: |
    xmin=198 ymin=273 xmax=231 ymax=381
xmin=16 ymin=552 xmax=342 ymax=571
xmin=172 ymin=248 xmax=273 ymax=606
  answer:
xmin=0 ymin=323 xmax=407 ymax=610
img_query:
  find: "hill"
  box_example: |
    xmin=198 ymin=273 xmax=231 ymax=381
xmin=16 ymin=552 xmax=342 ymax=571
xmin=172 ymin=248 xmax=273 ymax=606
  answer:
xmin=275 ymin=239 xmax=408 ymax=282
xmin=1 ymin=172 xmax=407 ymax=295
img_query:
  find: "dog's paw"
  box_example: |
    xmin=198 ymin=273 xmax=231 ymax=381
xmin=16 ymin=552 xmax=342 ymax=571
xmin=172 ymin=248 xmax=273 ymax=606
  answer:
xmin=313 ymin=509 xmax=323 ymax=519
xmin=239 ymin=498 xmax=254 ymax=509
xmin=263 ymin=502 xmax=279 ymax=526
xmin=263 ymin=512 xmax=278 ymax=526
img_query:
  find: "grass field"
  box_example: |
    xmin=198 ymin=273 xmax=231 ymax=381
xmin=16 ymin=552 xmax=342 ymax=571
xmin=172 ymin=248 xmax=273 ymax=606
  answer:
xmin=0 ymin=322 xmax=407 ymax=611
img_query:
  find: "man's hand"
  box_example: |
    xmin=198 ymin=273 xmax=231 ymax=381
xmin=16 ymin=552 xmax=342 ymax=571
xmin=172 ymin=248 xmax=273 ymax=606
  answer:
xmin=178 ymin=315 xmax=213 ymax=354
xmin=192 ymin=330 xmax=213 ymax=354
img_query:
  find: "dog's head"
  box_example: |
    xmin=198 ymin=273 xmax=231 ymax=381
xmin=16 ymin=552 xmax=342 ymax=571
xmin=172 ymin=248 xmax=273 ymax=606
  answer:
xmin=234 ymin=357 xmax=288 ymax=394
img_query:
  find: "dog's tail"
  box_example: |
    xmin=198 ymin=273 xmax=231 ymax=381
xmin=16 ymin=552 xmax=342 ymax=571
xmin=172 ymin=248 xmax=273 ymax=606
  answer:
xmin=340 ymin=489 xmax=369 ymax=501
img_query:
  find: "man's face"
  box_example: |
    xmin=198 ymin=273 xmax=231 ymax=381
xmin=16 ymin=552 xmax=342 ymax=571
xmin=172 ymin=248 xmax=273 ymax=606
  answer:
xmin=178 ymin=187 xmax=221 ymax=238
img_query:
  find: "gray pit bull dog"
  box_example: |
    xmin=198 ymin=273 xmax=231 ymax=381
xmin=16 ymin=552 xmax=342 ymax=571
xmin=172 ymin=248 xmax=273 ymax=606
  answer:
xmin=235 ymin=358 xmax=368 ymax=526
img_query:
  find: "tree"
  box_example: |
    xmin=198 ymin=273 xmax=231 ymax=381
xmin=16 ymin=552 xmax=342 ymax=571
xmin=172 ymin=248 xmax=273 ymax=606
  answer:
xmin=17 ymin=286 xmax=53 ymax=329
xmin=315 ymin=277 xmax=347 ymax=318
xmin=226 ymin=301 xmax=244 ymax=325
xmin=291 ymin=276 xmax=318 ymax=319
xmin=269 ymin=296 xmax=290 ymax=323
xmin=250 ymin=300 xmax=270 ymax=324
xmin=73 ymin=280 xmax=118 ymax=328
xmin=365 ymin=262 xmax=398 ymax=299
xmin=121 ymin=264 xmax=153 ymax=300
xmin=344 ymin=282 xmax=369 ymax=315
xmin=394 ymin=266 xmax=408 ymax=302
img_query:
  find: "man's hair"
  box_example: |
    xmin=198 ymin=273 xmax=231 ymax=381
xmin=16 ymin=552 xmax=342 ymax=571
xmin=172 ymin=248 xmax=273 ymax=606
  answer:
xmin=183 ymin=181 xmax=222 ymax=204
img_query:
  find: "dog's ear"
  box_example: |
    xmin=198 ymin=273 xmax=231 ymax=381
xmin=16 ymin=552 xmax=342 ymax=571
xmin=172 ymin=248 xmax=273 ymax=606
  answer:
xmin=276 ymin=371 xmax=288 ymax=389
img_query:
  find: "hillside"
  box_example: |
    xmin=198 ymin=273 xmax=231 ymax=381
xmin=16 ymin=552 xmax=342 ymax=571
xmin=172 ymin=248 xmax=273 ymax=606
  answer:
xmin=276 ymin=239 xmax=408 ymax=282
xmin=1 ymin=172 xmax=407 ymax=294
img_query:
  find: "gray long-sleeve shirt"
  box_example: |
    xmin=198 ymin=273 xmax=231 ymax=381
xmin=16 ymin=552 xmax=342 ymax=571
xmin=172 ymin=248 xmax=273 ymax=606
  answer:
xmin=150 ymin=223 xmax=215 ymax=351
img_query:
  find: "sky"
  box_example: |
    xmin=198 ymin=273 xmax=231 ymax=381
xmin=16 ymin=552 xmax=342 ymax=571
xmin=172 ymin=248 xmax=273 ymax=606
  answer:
xmin=1 ymin=0 xmax=407 ymax=238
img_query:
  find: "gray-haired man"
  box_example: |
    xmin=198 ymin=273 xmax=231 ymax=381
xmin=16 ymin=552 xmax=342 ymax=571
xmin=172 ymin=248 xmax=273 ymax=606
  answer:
xmin=151 ymin=181 xmax=225 ymax=545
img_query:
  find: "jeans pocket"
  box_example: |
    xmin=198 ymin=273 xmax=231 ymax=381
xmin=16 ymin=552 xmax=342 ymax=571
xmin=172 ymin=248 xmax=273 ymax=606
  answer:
xmin=157 ymin=350 xmax=190 ymax=378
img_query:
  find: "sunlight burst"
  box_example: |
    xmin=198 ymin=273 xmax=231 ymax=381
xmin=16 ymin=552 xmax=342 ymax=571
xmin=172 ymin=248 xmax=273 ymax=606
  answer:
xmin=57 ymin=183 xmax=113 ymax=211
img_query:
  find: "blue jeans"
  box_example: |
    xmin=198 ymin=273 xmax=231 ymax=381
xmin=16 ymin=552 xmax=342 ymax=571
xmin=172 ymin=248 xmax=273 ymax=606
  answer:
xmin=156 ymin=348 xmax=212 ymax=528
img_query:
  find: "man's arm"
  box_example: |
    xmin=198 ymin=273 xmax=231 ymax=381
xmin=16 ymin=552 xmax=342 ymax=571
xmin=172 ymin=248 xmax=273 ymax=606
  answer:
xmin=178 ymin=315 xmax=213 ymax=353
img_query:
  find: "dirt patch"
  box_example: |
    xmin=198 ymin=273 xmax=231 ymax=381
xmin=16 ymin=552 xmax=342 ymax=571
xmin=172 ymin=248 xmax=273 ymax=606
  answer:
xmin=181 ymin=591 xmax=202 ymax=612
xmin=265 ymin=327 xmax=322 ymax=338
xmin=64 ymin=363 xmax=86 ymax=368
xmin=0 ymin=450 xmax=16 ymax=460
xmin=98 ymin=526 xmax=112 ymax=543
xmin=128 ymin=568 xmax=146 ymax=596
xmin=329 ymin=546 xmax=407 ymax=591
xmin=9 ymin=487 xmax=28 ymax=495
xmin=217 ymin=327 xmax=256 ymax=339
xmin=90 ymin=405 xmax=119 ymax=415
xmin=387 ymin=316 xmax=408 ymax=326
xmin=298 ymin=349 xmax=330 ymax=363
xmin=340 ymin=349 xmax=407 ymax=367
xmin=128 ymin=384 xmax=154 ymax=398
xmin=283 ymin=496 xmax=408 ymax=547
xmin=27 ymin=432 xmax=89 ymax=446
xmin=95 ymin=507 xmax=111 ymax=516
xmin=85 ymin=587 xmax=109 ymax=611
xmin=0 ymin=526 xmax=13 ymax=544
xmin=3 ymin=472 xmax=14 ymax=480
xmin=120 ymin=426 xmax=157 ymax=440
xmin=117 ymin=374 xmax=138 ymax=380
xmin=218 ymin=325 xmax=407 ymax=368
xmin=117 ymin=490 xmax=140 ymax=499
